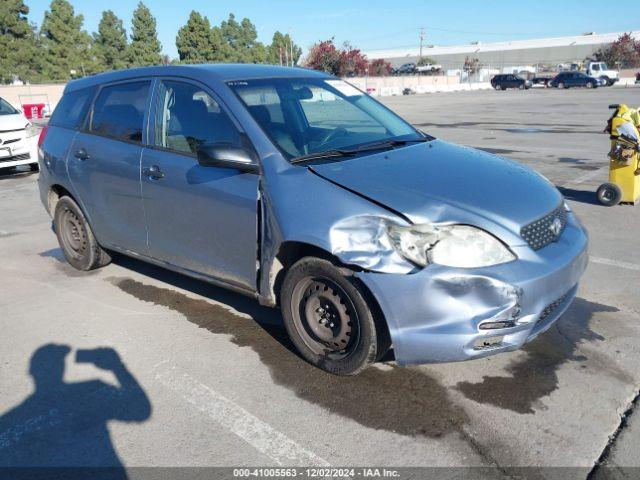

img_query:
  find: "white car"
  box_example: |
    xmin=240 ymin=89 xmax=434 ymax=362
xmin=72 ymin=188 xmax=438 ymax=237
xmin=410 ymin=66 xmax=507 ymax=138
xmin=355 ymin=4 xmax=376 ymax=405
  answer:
xmin=416 ymin=63 xmax=442 ymax=73
xmin=0 ymin=96 xmax=39 ymax=171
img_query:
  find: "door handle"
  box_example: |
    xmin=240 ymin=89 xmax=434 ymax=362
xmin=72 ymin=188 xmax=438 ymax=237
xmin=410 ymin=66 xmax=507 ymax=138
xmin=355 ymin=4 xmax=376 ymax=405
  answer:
xmin=142 ymin=165 xmax=165 ymax=179
xmin=74 ymin=148 xmax=90 ymax=161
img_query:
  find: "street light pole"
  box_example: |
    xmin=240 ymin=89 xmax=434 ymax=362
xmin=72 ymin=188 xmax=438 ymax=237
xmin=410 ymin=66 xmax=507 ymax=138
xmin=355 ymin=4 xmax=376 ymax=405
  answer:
xmin=419 ymin=27 xmax=425 ymax=59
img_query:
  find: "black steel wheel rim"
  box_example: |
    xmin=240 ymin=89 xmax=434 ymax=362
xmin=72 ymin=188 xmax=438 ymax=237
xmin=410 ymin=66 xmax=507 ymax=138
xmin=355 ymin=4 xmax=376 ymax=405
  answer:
xmin=59 ymin=207 xmax=88 ymax=260
xmin=290 ymin=276 xmax=360 ymax=359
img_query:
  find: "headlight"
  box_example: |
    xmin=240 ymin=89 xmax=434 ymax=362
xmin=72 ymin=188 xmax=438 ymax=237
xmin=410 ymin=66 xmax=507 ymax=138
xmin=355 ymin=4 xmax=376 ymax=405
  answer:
xmin=386 ymin=223 xmax=515 ymax=268
xmin=25 ymin=123 xmax=39 ymax=138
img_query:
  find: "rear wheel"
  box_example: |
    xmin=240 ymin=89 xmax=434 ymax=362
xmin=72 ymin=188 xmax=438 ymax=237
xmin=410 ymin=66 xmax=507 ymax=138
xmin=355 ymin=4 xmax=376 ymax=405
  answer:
xmin=519 ymin=83 xmax=525 ymax=90
xmin=586 ymin=81 xmax=594 ymax=89
xmin=494 ymin=84 xmax=502 ymax=91
xmin=280 ymin=257 xmax=389 ymax=375
xmin=558 ymin=82 xmax=566 ymax=89
xmin=54 ymin=196 xmax=111 ymax=270
xmin=597 ymin=183 xmax=622 ymax=206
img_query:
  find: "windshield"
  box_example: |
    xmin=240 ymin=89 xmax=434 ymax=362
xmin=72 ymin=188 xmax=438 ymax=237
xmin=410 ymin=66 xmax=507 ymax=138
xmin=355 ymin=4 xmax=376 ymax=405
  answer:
xmin=227 ymin=77 xmax=423 ymax=160
xmin=0 ymin=97 xmax=19 ymax=116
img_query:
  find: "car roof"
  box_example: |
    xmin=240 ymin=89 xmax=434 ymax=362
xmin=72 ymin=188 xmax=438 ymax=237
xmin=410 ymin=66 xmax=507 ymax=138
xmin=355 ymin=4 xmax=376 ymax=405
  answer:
xmin=65 ymin=64 xmax=332 ymax=93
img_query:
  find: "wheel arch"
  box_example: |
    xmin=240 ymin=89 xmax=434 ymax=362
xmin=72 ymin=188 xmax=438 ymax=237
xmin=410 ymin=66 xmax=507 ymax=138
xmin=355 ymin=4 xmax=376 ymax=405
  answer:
xmin=48 ymin=184 xmax=76 ymax=215
xmin=267 ymin=240 xmax=392 ymax=355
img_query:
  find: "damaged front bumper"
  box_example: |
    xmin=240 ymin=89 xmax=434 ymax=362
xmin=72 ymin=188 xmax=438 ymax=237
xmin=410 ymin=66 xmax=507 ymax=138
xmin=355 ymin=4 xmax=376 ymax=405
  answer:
xmin=356 ymin=214 xmax=588 ymax=365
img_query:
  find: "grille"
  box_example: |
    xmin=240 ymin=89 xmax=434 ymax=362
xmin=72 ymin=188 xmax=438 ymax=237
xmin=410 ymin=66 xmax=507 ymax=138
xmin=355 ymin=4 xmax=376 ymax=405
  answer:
xmin=520 ymin=205 xmax=567 ymax=250
xmin=539 ymin=293 xmax=569 ymax=322
xmin=0 ymin=153 xmax=30 ymax=164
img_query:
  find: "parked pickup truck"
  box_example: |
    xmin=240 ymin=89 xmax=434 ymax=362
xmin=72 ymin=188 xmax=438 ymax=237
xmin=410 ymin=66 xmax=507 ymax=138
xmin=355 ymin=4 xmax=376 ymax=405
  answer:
xmin=582 ymin=62 xmax=619 ymax=86
xmin=416 ymin=63 xmax=442 ymax=74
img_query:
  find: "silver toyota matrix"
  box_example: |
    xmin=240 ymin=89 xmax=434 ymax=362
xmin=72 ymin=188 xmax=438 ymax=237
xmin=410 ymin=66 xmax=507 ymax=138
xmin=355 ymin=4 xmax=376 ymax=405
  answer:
xmin=37 ymin=65 xmax=588 ymax=375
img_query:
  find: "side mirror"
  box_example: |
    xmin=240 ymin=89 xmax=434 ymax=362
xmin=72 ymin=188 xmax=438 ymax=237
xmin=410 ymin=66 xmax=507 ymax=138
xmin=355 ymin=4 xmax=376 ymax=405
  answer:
xmin=196 ymin=143 xmax=259 ymax=173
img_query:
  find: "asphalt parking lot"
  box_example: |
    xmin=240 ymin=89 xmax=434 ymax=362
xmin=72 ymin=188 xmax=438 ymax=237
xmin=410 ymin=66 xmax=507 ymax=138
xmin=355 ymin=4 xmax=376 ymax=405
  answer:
xmin=1 ymin=86 xmax=639 ymax=478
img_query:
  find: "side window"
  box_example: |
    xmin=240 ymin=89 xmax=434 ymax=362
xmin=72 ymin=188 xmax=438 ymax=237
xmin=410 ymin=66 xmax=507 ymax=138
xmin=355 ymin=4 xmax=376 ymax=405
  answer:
xmin=49 ymin=87 xmax=95 ymax=129
xmin=90 ymin=81 xmax=150 ymax=143
xmin=155 ymin=80 xmax=241 ymax=155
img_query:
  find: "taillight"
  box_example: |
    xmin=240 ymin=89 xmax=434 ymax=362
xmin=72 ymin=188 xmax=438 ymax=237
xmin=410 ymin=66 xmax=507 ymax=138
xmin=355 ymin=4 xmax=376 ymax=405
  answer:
xmin=38 ymin=126 xmax=49 ymax=148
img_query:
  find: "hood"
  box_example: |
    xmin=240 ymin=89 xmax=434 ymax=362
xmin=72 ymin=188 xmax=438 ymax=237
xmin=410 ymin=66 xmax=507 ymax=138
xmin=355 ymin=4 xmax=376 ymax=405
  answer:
xmin=309 ymin=140 xmax=562 ymax=233
xmin=0 ymin=113 xmax=28 ymax=131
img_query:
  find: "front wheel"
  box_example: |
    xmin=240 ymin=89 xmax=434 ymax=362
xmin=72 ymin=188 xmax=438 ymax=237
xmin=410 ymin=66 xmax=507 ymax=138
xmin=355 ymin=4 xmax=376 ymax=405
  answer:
xmin=519 ymin=83 xmax=525 ymax=90
xmin=494 ymin=84 xmax=501 ymax=91
xmin=280 ymin=257 xmax=389 ymax=375
xmin=597 ymin=183 xmax=622 ymax=206
xmin=558 ymin=82 xmax=566 ymax=89
xmin=54 ymin=196 xmax=111 ymax=270
xmin=586 ymin=81 xmax=594 ymax=89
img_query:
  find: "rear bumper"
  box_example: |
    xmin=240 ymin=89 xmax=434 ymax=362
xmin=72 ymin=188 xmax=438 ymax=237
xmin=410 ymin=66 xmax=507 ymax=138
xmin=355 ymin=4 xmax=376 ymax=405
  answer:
xmin=357 ymin=212 xmax=589 ymax=365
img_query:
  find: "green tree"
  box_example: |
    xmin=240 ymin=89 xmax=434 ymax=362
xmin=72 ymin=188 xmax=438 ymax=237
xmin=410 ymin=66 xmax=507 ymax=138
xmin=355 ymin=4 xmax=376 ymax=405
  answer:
xmin=267 ymin=31 xmax=301 ymax=66
xmin=40 ymin=0 xmax=95 ymax=81
xmin=128 ymin=2 xmax=162 ymax=67
xmin=93 ymin=10 xmax=128 ymax=72
xmin=176 ymin=10 xmax=221 ymax=63
xmin=220 ymin=14 xmax=265 ymax=63
xmin=0 ymin=0 xmax=40 ymax=83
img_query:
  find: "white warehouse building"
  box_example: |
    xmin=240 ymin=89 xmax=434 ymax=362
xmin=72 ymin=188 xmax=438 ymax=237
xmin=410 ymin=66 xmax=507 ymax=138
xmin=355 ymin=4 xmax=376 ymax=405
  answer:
xmin=365 ymin=31 xmax=640 ymax=70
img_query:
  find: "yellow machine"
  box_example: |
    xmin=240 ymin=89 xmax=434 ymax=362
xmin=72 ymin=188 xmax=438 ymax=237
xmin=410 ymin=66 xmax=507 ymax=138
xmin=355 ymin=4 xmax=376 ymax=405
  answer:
xmin=597 ymin=104 xmax=640 ymax=206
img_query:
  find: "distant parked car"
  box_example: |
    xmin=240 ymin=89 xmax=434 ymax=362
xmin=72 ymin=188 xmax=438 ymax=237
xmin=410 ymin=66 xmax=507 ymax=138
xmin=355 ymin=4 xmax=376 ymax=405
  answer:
xmin=396 ymin=63 xmax=417 ymax=75
xmin=416 ymin=63 xmax=442 ymax=74
xmin=0 ymin=96 xmax=39 ymax=172
xmin=550 ymin=72 xmax=599 ymax=89
xmin=491 ymin=74 xmax=531 ymax=91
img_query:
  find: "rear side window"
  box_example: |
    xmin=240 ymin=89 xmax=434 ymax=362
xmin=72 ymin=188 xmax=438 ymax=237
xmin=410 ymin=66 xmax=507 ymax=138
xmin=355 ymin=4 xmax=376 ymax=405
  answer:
xmin=49 ymin=87 xmax=95 ymax=129
xmin=90 ymin=81 xmax=150 ymax=143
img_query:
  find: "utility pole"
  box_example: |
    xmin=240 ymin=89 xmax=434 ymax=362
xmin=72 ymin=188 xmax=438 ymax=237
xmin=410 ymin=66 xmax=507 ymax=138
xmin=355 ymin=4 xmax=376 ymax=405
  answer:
xmin=419 ymin=27 xmax=425 ymax=59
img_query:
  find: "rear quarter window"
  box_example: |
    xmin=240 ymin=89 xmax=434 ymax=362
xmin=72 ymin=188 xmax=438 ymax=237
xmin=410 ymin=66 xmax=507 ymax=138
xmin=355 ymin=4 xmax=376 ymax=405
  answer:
xmin=49 ymin=87 xmax=96 ymax=129
xmin=90 ymin=81 xmax=150 ymax=144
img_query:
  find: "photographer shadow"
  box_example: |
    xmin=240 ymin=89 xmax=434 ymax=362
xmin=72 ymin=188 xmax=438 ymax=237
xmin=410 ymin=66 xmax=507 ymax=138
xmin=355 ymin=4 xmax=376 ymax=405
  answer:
xmin=0 ymin=344 xmax=151 ymax=479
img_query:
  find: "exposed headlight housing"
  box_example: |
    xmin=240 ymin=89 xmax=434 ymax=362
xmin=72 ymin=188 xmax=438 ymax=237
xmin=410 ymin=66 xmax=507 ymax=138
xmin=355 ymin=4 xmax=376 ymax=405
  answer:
xmin=386 ymin=223 xmax=515 ymax=268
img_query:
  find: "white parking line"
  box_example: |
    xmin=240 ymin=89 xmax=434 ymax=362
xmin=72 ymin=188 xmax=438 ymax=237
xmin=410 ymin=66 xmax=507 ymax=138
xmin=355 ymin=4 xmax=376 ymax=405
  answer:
xmin=591 ymin=257 xmax=640 ymax=272
xmin=154 ymin=364 xmax=331 ymax=467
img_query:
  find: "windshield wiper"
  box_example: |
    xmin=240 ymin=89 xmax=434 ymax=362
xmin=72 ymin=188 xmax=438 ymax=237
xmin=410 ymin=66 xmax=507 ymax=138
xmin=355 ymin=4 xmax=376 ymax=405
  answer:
xmin=290 ymin=149 xmax=360 ymax=164
xmin=290 ymin=136 xmax=433 ymax=164
xmin=357 ymin=136 xmax=433 ymax=150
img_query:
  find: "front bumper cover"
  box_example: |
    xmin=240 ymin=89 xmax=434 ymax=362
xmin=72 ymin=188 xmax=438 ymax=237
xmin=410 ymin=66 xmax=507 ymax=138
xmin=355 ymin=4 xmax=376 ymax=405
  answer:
xmin=357 ymin=213 xmax=588 ymax=365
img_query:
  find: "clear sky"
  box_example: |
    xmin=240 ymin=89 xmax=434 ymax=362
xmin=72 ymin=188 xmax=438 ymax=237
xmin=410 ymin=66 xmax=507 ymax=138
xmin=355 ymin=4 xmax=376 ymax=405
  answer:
xmin=25 ymin=0 xmax=640 ymax=58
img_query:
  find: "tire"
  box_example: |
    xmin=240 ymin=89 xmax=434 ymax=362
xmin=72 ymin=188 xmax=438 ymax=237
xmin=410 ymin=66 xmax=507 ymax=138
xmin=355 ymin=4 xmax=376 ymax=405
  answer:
xmin=558 ymin=82 xmax=566 ymax=89
xmin=280 ymin=257 xmax=389 ymax=375
xmin=601 ymin=76 xmax=610 ymax=86
xmin=54 ymin=196 xmax=111 ymax=270
xmin=29 ymin=162 xmax=39 ymax=172
xmin=501 ymin=85 xmax=506 ymax=91
xmin=519 ymin=83 xmax=525 ymax=90
xmin=597 ymin=183 xmax=622 ymax=206
xmin=586 ymin=81 xmax=594 ymax=89
xmin=494 ymin=84 xmax=501 ymax=91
